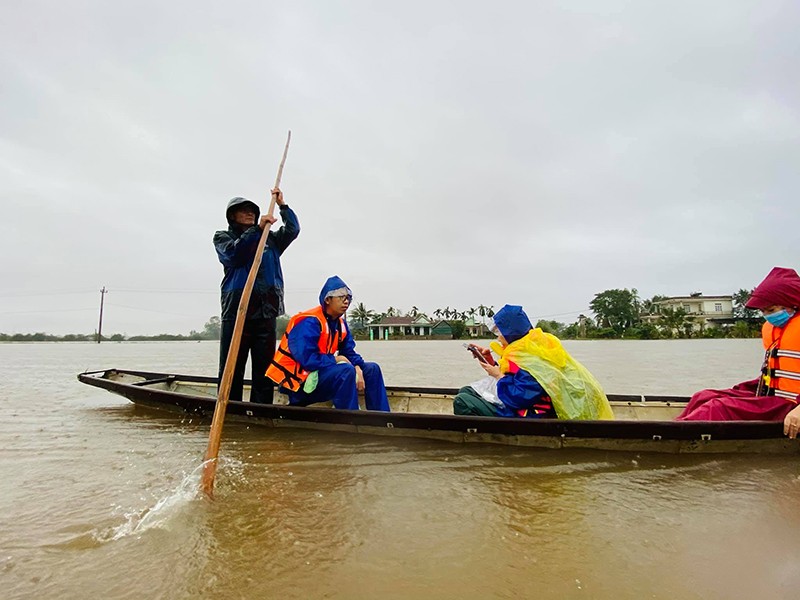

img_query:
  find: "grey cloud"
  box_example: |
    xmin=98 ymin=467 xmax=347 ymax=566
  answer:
xmin=1 ymin=0 xmax=798 ymax=334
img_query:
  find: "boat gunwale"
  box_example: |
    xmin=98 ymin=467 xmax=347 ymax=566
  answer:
xmin=76 ymin=368 xmax=791 ymax=444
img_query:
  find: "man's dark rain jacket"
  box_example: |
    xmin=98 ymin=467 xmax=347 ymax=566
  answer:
xmin=213 ymin=197 xmax=300 ymax=321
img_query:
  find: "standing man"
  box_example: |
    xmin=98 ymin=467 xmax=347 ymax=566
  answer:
xmin=267 ymin=275 xmax=390 ymax=411
xmin=213 ymin=188 xmax=300 ymax=403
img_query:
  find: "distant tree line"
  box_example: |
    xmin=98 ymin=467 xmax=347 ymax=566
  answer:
xmin=343 ymin=289 xmax=763 ymax=341
xmin=0 ymin=315 xmax=294 ymax=343
xmin=1 ymin=289 xmax=763 ymax=342
xmin=574 ymin=288 xmax=762 ymax=340
xmin=0 ymin=315 xmax=224 ymax=342
xmin=0 ymin=332 xmax=101 ymax=342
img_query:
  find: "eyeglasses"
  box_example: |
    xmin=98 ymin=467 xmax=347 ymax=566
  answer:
xmin=332 ymin=294 xmax=352 ymax=302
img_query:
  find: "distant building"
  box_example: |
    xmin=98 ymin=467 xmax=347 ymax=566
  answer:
xmin=367 ymin=315 xmax=433 ymax=340
xmin=646 ymin=293 xmax=735 ymax=331
xmin=430 ymin=320 xmax=453 ymax=338
xmin=366 ymin=315 xmax=491 ymax=340
xmin=463 ymin=317 xmax=490 ymax=338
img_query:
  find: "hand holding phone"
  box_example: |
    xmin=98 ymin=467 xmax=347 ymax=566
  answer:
xmin=463 ymin=343 xmax=495 ymax=365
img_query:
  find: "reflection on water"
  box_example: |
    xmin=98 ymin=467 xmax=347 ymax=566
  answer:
xmin=2 ymin=340 xmax=800 ymax=599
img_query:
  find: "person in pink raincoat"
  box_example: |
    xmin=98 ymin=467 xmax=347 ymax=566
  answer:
xmin=677 ymin=267 xmax=800 ymax=438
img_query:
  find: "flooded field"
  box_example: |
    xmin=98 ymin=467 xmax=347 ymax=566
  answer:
xmin=2 ymin=339 xmax=799 ymax=599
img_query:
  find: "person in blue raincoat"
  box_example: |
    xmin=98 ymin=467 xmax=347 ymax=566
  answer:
xmin=266 ymin=276 xmax=390 ymax=412
xmin=213 ymin=188 xmax=300 ymax=404
xmin=454 ymin=305 xmax=613 ymax=420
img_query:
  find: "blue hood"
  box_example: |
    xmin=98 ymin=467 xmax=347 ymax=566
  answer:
xmin=318 ymin=275 xmax=352 ymax=307
xmin=493 ymin=304 xmax=532 ymax=344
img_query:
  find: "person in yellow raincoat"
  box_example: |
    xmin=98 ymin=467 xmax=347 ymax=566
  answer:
xmin=453 ymin=305 xmax=614 ymax=420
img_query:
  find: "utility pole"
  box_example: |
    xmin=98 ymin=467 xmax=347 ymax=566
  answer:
xmin=97 ymin=287 xmax=107 ymax=343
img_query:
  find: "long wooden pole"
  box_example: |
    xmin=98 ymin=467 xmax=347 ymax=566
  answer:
xmin=201 ymin=130 xmax=292 ymax=498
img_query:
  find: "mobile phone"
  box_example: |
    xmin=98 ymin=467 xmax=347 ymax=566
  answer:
xmin=463 ymin=343 xmax=489 ymax=364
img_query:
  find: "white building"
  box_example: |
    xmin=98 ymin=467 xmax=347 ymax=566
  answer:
xmin=648 ymin=294 xmax=734 ymax=330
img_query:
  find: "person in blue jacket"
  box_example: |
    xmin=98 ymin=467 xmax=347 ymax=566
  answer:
xmin=213 ymin=188 xmax=300 ymax=404
xmin=267 ymin=276 xmax=390 ymax=411
xmin=453 ymin=305 xmax=557 ymax=418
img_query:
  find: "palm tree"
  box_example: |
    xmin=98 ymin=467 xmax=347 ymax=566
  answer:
xmin=641 ymin=294 xmax=668 ymax=317
xmin=578 ymin=314 xmax=588 ymax=338
xmin=409 ymin=306 xmax=419 ymax=318
xmin=350 ymin=302 xmax=376 ymax=327
xmin=385 ymin=306 xmax=397 ymax=317
xmin=732 ymin=288 xmax=759 ymax=320
xmin=658 ymin=306 xmax=689 ymax=338
xmin=477 ymin=304 xmax=488 ymax=325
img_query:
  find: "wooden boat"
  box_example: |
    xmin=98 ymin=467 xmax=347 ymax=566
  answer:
xmin=77 ymin=368 xmax=799 ymax=454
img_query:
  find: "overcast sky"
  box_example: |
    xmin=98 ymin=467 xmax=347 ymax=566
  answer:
xmin=1 ymin=0 xmax=799 ymax=335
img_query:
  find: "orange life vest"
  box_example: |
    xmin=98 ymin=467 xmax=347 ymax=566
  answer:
xmin=760 ymin=314 xmax=800 ymax=402
xmin=266 ymin=305 xmax=347 ymax=392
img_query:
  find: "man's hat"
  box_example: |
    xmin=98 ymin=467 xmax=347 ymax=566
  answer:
xmin=226 ymin=197 xmax=260 ymax=223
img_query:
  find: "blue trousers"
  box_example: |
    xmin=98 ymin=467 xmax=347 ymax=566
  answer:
xmin=288 ymin=362 xmax=390 ymax=411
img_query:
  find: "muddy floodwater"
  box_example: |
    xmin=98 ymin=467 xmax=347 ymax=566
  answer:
xmin=2 ymin=339 xmax=800 ymax=599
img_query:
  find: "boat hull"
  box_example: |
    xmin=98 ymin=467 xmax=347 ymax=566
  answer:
xmin=77 ymin=369 xmax=799 ymax=454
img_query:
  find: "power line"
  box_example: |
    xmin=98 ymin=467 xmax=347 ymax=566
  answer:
xmin=111 ymin=289 xmax=217 ymax=294
xmin=0 ymin=288 xmax=218 ymax=298
xmin=105 ymin=302 xmax=209 ymax=318
xmin=0 ymin=307 xmax=96 ymax=315
xmin=0 ymin=289 xmax=97 ymax=298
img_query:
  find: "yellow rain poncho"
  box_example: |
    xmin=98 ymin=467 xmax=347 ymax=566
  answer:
xmin=490 ymin=328 xmax=614 ymax=420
